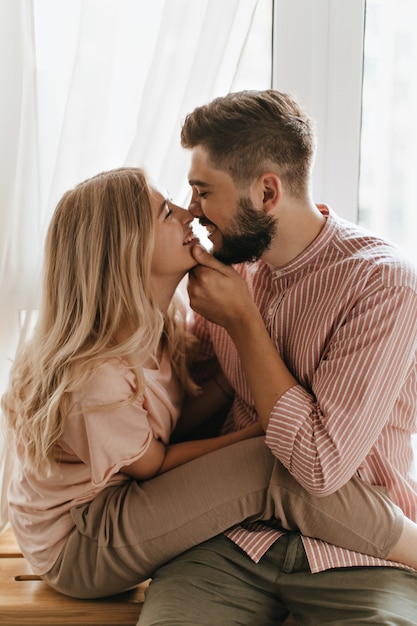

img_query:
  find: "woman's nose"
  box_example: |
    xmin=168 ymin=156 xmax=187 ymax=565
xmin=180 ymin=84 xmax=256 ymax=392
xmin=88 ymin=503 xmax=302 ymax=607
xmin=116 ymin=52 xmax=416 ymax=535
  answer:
xmin=178 ymin=206 xmax=194 ymax=224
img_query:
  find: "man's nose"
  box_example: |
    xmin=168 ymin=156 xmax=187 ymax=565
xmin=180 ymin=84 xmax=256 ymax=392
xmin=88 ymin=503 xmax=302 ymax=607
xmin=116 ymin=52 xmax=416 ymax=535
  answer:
xmin=188 ymin=198 xmax=202 ymax=217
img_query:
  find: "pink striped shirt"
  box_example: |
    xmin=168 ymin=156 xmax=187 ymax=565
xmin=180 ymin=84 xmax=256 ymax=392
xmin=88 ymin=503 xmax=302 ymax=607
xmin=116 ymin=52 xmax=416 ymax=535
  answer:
xmin=190 ymin=205 xmax=417 ymax=572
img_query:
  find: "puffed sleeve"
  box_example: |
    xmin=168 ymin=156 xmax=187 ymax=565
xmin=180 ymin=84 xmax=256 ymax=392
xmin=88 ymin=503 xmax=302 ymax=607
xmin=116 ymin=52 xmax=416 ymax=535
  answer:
xmin=63 ymin=360 xmax=153 ymax=486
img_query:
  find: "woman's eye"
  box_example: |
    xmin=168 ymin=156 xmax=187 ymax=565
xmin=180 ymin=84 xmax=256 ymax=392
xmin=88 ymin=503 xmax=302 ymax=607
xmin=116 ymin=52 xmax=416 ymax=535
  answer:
xmin=164 ymin=202 xmax=172 ymax=219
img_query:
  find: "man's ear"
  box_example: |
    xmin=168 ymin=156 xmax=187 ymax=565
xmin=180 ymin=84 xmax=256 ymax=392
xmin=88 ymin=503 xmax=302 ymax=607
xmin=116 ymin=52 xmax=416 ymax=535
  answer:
xmin=260 ymin=173 xmax=282 ymax=212
xmin=250 ymin=172 xmax=282 ymax=213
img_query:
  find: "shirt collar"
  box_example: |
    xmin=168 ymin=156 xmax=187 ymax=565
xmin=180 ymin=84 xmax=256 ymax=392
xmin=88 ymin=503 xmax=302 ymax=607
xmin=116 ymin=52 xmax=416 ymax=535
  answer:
xmin=263 ymin=204 xmax=338 ymax=279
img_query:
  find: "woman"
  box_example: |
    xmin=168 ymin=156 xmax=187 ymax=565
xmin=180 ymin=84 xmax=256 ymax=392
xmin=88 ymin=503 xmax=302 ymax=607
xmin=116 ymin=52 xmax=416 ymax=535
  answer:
xmin=2 ymin=167 xmax=415 ymax=600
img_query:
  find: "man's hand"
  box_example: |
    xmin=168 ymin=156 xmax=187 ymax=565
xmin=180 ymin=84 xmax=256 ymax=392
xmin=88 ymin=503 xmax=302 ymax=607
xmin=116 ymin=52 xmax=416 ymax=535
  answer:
xmin=188 ymin=246 xmax=298 ymax=432
xmin=187 ymin=245 xmax=257 ymax=328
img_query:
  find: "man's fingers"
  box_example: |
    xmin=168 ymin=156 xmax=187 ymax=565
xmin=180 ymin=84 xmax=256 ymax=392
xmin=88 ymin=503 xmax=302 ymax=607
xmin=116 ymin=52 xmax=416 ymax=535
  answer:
xmin=192 ymin=244 xmax=226 ymax=273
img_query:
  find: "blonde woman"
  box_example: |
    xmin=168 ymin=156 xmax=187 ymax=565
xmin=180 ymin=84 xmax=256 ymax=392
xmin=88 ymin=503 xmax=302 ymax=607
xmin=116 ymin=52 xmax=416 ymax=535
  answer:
xmin=2 ymin=167 xmax=415 ymax=600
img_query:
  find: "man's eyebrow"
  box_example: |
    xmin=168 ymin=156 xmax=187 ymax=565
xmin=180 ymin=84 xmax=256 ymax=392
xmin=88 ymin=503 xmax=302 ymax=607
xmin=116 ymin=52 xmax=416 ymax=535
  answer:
xmin=188 ymin=179 xmax=214 ymax=188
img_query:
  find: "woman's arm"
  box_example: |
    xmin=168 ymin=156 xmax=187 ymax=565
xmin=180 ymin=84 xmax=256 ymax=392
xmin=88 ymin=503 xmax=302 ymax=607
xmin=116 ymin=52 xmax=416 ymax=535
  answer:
xmin=120 ymin=420 xmax=264 ymax=481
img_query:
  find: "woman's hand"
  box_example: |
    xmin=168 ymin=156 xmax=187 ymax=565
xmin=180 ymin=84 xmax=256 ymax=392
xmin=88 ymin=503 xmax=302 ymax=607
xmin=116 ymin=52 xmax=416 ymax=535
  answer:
xmin=230 ymin=421 xmax=265 ymax=442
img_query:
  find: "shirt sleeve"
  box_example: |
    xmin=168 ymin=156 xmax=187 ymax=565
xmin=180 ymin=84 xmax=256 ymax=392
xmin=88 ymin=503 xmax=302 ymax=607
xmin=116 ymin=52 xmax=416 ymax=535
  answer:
xmin=266 ymin=280 xmax=417 ymax=496
xmin=63 ymin=360 xmax=154 ymax=487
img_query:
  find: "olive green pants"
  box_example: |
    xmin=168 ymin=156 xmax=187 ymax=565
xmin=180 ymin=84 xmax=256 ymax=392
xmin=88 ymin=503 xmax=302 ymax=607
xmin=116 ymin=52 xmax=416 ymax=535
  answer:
xmin=138 ymin=534 xmax=417 ymax=625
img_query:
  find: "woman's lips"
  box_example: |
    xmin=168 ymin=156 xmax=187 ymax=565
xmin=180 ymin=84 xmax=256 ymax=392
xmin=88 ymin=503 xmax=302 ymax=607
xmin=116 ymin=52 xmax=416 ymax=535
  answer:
xmin=183 ymin=229 xmax=199 ymax=245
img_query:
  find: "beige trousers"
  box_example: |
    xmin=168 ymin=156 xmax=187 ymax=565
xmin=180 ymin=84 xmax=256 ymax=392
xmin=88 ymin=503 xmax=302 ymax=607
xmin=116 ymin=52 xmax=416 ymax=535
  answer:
xmin=43 ymin=436 xmax=402 ymax=599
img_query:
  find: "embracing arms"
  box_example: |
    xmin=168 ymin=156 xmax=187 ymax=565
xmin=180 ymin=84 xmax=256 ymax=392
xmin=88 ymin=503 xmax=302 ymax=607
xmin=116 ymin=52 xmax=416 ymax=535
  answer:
xmin=121 ymin=419 xmax=263 ymax=480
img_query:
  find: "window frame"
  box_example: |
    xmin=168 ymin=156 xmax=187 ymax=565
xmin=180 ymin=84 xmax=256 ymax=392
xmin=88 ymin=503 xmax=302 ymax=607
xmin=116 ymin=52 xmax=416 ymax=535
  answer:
xmin=272 ymin=0 xmax=366 ymax=222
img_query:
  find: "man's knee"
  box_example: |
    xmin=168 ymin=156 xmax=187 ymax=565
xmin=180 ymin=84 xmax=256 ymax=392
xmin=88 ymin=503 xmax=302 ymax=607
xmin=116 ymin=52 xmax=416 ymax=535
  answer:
xmin=137 ymin=539 xmax=228 ymax=625
xmin=137 ymin=536 xmax=287 ymax=626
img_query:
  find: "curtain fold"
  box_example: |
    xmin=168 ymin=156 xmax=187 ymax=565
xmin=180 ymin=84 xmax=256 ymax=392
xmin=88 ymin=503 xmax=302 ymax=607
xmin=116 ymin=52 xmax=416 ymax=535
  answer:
xmin=0 ymin=0 xmax=39 ymax=533
xmin=0 ymin=0 xmax=270 ymax=534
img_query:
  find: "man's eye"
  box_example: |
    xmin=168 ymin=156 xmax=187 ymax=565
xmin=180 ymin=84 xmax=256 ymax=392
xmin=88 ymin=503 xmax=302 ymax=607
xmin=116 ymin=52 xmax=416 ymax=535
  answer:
xmin=198 ymin=192 xmax=208 ymax=199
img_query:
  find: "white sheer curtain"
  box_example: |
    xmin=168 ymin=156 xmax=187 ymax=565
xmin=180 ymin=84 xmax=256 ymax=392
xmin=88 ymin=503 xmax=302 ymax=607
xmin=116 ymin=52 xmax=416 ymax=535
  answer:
xmin=0 ymin=1 xmax=41 ymax=532
xmin=0 ymin=0 xmax=272 ymax=533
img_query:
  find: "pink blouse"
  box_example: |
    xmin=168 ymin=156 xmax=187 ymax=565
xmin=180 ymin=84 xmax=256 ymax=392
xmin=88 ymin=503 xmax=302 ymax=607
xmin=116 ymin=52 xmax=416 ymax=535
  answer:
xmin=8 ymin=349 xmax=183 ymax=574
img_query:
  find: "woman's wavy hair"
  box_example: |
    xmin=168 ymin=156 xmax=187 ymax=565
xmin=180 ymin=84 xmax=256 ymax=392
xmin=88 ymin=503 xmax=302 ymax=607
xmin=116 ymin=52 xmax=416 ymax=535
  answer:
xmin=2 ymin=167 xmax=199 ymax=477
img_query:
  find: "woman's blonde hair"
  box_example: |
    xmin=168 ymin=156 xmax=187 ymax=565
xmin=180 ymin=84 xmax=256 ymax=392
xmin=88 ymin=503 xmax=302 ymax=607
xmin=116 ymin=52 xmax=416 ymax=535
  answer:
xmin=2 ymin=167 xmax=198 ymax=477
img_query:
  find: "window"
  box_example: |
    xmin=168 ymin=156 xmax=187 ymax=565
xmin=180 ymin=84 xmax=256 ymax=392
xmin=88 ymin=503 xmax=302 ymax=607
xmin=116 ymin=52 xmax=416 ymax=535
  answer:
xmin=359 ymin=0 xmax=417 ymax=265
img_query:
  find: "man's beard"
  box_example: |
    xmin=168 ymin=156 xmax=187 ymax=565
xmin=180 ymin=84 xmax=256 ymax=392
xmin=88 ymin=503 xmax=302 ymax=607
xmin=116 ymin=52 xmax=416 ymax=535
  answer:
xmin=212 ymin=197 xmax=276 ymax=265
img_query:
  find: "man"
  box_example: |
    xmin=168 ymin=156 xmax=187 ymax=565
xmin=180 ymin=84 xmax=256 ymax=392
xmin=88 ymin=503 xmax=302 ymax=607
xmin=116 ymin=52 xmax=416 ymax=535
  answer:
xmin=138 ymin=90 xmax=417 ymax=624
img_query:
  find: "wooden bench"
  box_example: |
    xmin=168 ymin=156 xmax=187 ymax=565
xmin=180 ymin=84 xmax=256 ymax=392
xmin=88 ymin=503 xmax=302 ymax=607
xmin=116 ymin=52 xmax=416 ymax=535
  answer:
xmin=0 ymin=526 xmax=147 ymax=625
xmin=0 ymin=526 xmax=297 ymax=625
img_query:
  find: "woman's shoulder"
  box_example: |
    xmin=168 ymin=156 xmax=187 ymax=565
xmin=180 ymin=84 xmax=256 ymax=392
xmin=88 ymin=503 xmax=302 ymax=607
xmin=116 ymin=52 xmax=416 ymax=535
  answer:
xmin=73 ymin=357 xmax=139 ymax=407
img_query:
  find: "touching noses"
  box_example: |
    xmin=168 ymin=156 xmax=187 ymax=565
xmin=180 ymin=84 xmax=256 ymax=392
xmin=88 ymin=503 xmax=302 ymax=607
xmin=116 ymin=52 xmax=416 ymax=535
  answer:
xmin=188 ymin=194 xmax=202 ymax=218
xmin=177 ymin=205 xmax=194 ymax=226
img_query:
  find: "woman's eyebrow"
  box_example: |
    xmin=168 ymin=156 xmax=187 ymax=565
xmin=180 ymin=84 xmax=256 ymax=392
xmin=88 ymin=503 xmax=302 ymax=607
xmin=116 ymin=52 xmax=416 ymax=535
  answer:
xmin=157 ymin=198 xmax=169 ymax=217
